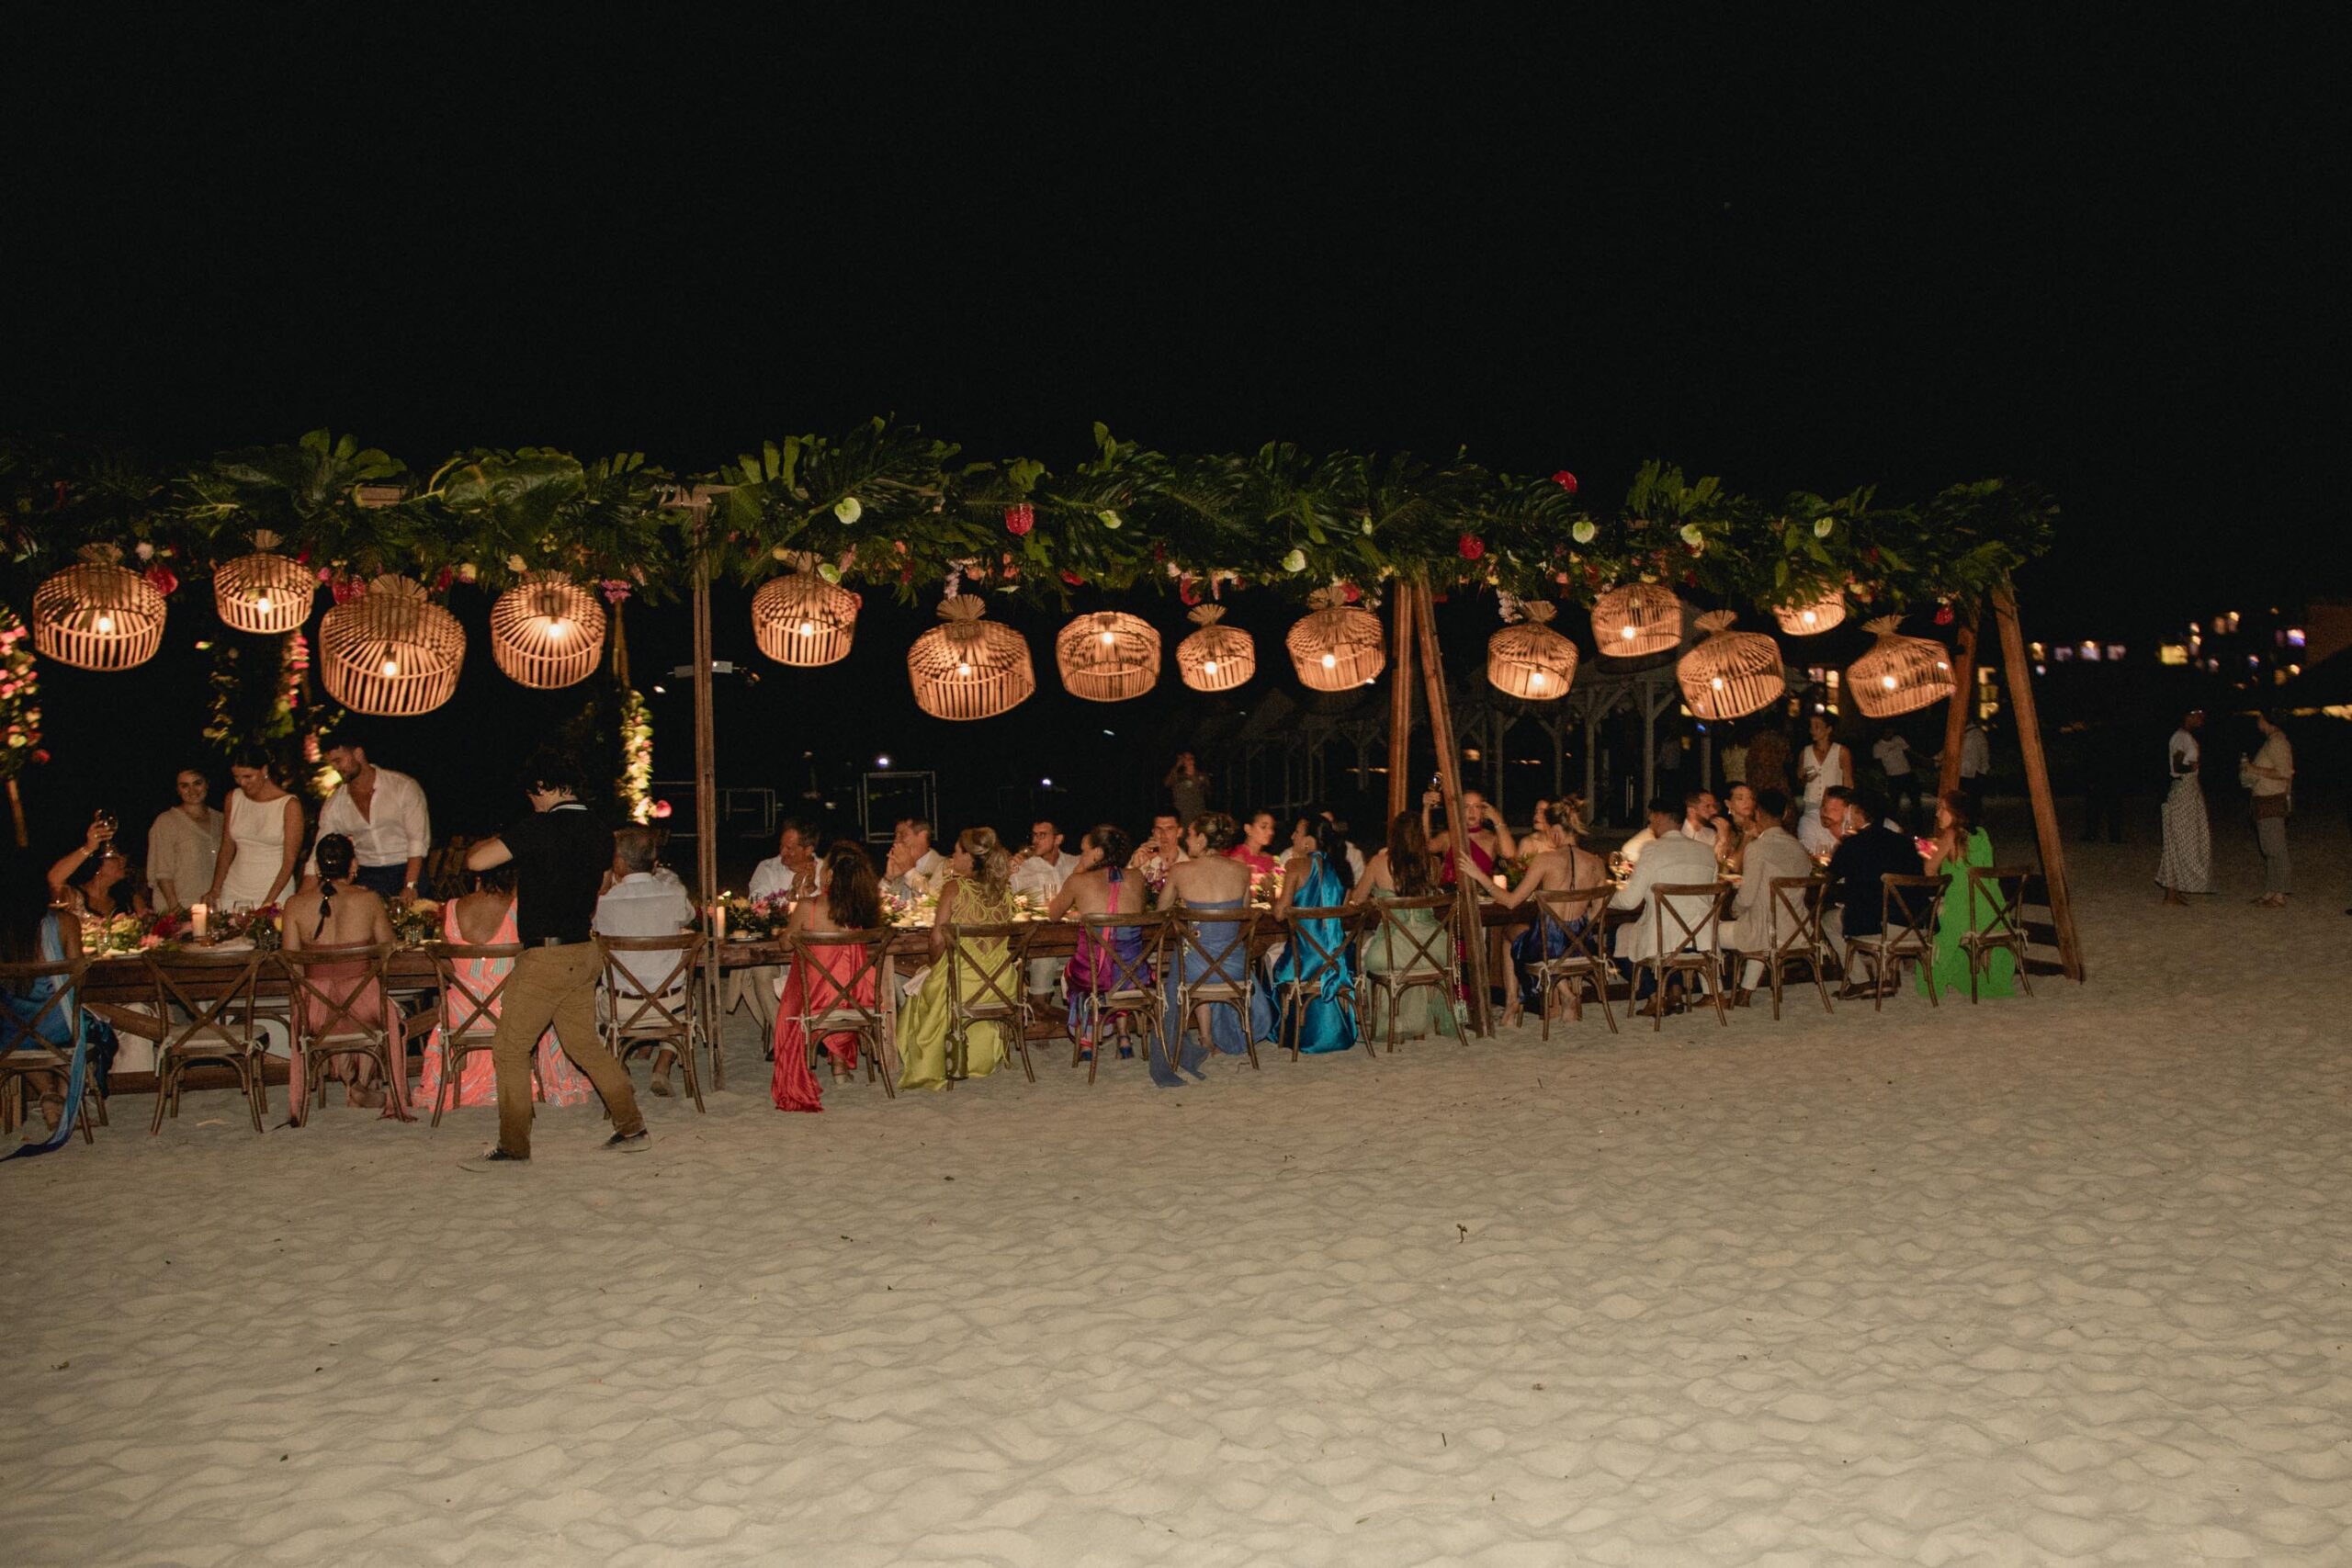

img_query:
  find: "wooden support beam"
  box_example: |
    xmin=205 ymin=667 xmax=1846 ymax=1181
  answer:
xmin=1387 ymin=586 xmax=1417 ymax=824
xmin=684 ymin=495 xmax=727 ymax=1087
xmin=1991 ymin=577 xmax=2086 ymax=982
xmin=1412 ymin=581 xmax=1495 ymax=1037
xmin=1939 ymin=612 xmax=1980 ymax=797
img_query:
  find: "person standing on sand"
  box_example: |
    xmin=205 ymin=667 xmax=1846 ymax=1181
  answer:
xmin=2245 ymin=710 xmax=2293 ymax=908
xmin=2155 ymin=708 xmax=2211 ymax=906
xmin=464 ymin=751 xmax=650 ymax=1161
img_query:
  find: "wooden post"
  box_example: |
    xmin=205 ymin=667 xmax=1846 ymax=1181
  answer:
xmin=687 ymin=498 xmax=727 ymax=1087
xmin=1386 ymin=585 xmax=1417 ymax=823
xmin=1938 ymin=612 xmax=1979 ymax=797
xmin=6 ymin=777 xmax=23 ymax=850
xmin=1411 ymin=581 xmax=1495 ymax=1037
xmin=1991 ymin=576 xmax=2086 ymax=982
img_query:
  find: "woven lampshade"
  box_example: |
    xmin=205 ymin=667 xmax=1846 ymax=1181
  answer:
xmin=213 ymin=530 xmax=313 ymax=636
xmin=1591 ymin=582 xmax=1684 ymax=659
xmin=1771 ymin=589 xmax=1848 ymax=637
xmin=1848 ymin=615 xmax=1955 ymax=717
xmin=319 ymin=574 xmax=466 ymax=716
xmin=751 ymin=555 xmax=858 ymax=666
xmin=1677 ymin=611 xmax=1786 ymax=721
xmin=1056 ymin=610 xmax=1160 ymax=701
xmin=1286 ymin=590 xmax=1385 ymax=691
xmin=1176 ymin=604 xmax=1255 ymax=692
xmin=489 ymin=571 xmax=606 ymax=689
xmin=32 ymin=545 xmax=166 ymax=671
xmin=908 ymin=597 xmax=1034 ymax=720
xmin=1486 ymin=601 xmax=1577 ymax=700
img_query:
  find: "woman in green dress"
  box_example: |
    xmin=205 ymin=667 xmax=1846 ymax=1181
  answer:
xmin=897 ymin=828 xmax=1023 ymax=1089
xmin=1348 ymin=810 xmax=1464 ymax=1042
xmin=1920 ymin=790 xmax=2013 ymax=999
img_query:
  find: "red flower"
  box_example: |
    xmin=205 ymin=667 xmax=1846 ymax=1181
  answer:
xmin=1178 ymin=575 xmax=1202 ymax=606
xmin=143 ymin=565 xmax=179 ymax=595
xmin=1340 ymin=582 xmax=1363 ymax=604
xmin=295 ymin=549 xmax=311 ymax=565
xmin=899 ymin=566 xmax=917 ymax=585
xmin=31 ymin=748 xmax=50 ymax=765
xmin=1934 ymin=603 xmax=1955 ymax=626
xmin=330 ymin=577 xmax=364 ymax=605
xmin=1552 ymin=470 xmax=1578 ymax=493
xmin=1864 ymin=547 xmax=1882 ymax=565
xmin=1457 ymin=533 xmax=1486 ymax=560
xmin=1004 ymin=502 xmax=1035 ymax=536
xmin=1060 ymin=569 xmax=1086 ymax=586
xmin=430 ymin=566 xmax=455 ymax=593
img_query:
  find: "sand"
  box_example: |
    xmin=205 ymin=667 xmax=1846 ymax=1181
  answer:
xmin=4 ymin=809 xmax=2348 ymax=1566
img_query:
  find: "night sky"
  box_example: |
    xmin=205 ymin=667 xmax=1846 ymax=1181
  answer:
xmin=7 ymin=18 xmax=2342 ymax=860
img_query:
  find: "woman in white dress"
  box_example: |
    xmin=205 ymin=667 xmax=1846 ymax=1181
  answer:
xmin=2156 ymin=708 xmax=2211 ymax=905
xmin=1794 ymin=712 xmax=1852 ymax=857
xmin=206 ymin=748 xmax=304 ymax=913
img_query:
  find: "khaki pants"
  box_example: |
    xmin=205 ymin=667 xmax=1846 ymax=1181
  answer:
xmin=494 ymin=943 xmax=645 ymax=1156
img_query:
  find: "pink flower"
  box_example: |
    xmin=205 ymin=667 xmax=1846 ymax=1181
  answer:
xmin=1457 ymin=534 xmax=1486 ymax=561
xmin=600 ymin=579 xmax=632 ymax=604
xmin=1004 ymin=502 xmax=1035 ymax=536
xmin=329 ymin=578 xmax=364 ymax=605
xmin=1552 ymin=470 xmax=1578 ymax=493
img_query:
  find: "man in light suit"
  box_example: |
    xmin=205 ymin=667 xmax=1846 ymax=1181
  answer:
xmin=1725 ymin=787 xmax=1817 ymax=997
xmin=1610 ymin=798 xmax=1722 ymax=1001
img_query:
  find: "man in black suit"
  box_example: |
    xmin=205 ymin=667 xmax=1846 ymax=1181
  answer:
xmin=1822 ymin=788 xmax=1927 ymax=980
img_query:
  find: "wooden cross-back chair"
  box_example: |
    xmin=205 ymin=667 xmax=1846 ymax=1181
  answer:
xmin=1853 ymin=874 xmax=1943 ymax=1010
xmin=1272 ymin=906 xmax=1357 ymax=1061
xmin=140 ymin=947 xmax=269 ymax=1134
xmin=1170 ymin=908 xmax=1262 ymax=1070
xmin=0 ymin=957 xmax=99 ymax=1143
xmin=1522 ymin=887 xmax=1616 ymax=1039
xmin=277 ymin=943 xmax=408 ymax=1122
xmin=1069 ymin=912 xmax=1164 ymax=1084
xmin=596 ymin=932 xmax=709 ymax=1111
xmin=1759 ymin=875 xmax=1836 ymax=1020
xmin=941 ymin=920 xmax=1037 ymax=1084
xmin=419 ymin=940 xmax=538 ymax=1126
xmin=1962 ymin=866 xmax=2035 ymax=1002
xmin=1357 ymin=894 xmax=1458 ymax=1055
xmin=1635 ymin=882 xmax=1732 ymax=1031
xmin=786 ymin=928 xmax=898 ymax=1097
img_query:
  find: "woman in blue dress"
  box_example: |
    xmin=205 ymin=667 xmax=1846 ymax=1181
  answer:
xmin=3 ymin=868 xmax=118 ymax=1156
xmin=1155 ymin=812 xmax=1275 ymax=1086
xmin=1271 ymin=816 xmax=1358 ymax=1054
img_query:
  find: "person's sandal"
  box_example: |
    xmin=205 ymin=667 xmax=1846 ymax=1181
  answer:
xmin=604 ymin=1130 xmax=651 ymax=1153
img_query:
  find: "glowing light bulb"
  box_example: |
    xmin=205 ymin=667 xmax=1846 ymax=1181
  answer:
xmin=1710 ymin=675 xmax=1725 ymax=689
xmin=1882 ymin=674 xmax=1898 ymax=690
xmin=1529 ymin=670 xmax=1546 ymax=689
xmin=254 ymin=593 xmax=273 ymax=615
xmin=1619 ymin=625 xmax=1636 ymax=641
xmin=1800 ymin=609 xmax=1817 ymax=627
xmin=95 ymin=613 xmax=115 ymax=634
xmin=1321 ymin=652 xmax=1337 ymax=670
xmin=544 ymin=617 xmax=566 ymax=639
xmin=1100 ymin=630 xmax=1114 ymax=646
xmin=383 ymin=658 xmax=401 ymax=677
xmin=956 ymin=660 xmax=972 ymax=677
xmin=797 ymin=619 xmax=815 ymax=637
xmin=1203 ymin=659 xmax=1219 ymax=676
xmin=1935 ymin=661 xmax=1950 ymax=672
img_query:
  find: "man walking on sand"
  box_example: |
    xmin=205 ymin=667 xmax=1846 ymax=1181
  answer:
xmin=466 ymin=750 xmax=650 ymax=1160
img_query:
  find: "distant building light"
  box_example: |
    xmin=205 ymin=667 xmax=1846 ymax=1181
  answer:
xmin=2285 ymin=627 xmax=2307 ymax=649
xmin=2106 ymin=644 xmax=2127 ymax=661
xmin=2029 ymin=640 xmax=2045 ymax=660
xmin=2052 ymin=647 xmax=2075 ymax=663
xmin=2158 ymin=644 xmax=2189 ymax=667
xmin=2079 ymin=642 xmax=2102 ymax=661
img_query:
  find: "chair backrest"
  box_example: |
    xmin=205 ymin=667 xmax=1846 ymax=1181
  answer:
xmin=0 ymin=957 xmax=86 ymax=1060
xmin=1880 ymin=873 xmax=1943 ymax=936
xmin=1967 ymin=866 xmax=2030 ymax=944
xmin=424 ymin=940 xmax=526 ymax=1043
xmin=1532 ymin=888 xmax=1611 ymax=966
xmin=1765 ymin=875 xmax=1826 ymax=953
xmin=944 ymin=921 xmax=1030 ymax=1016
xmin=1279 ymin=907 xmax=1356 ymax=991
xmin=786 ymin=928 xmax=893 ymax=1028
xmin=1072 ymin=912 xmax=1164 ymax=998
xmin=277 ymin=943 xmax=398 ymax=1044
xmin=1172 ymin=908 xmax=1259 ymax=987
xmin=596 ymin=932 xmax=704 ymax=1037
xmin=141 ymin=947 xmax=266 ymax=1055
xmin=1368 ymin=894 xmax=1456 ymax=980
xmin=1650 ymin=882 xmax=1727 ymax=958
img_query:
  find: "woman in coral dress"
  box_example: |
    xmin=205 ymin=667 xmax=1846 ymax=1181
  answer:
xmin=772 ymin=842 xmax=886 ymax=1111
xmin=417 ymin=863 xmax=594 ymax=1113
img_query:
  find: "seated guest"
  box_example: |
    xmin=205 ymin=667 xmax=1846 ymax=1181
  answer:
xmin=1127 ymin=811 xmax=1188 ymax=893
xmin=1609 ymin=798 xmax=1721 ymax=991
xmin=146 ymin=768 xmax=222 ymax=914
xmin=1919 ymin=789 xmax=2012 ymax=1000
xmin=747 ymin=818 xmax=820 ymax=902
xmin=895 ymin=829 xmax=1023 ymax=1090
xmin=1453 ymin=818 xmax=1607 ymax=1029
xmin=1347 ymin=811 xmax=1464 ymax=1041
xmin=1726 ymin=788 xmax=1817 ymax=998
xmin=1424 ymin=787 xmax=1517 ymax=874
xmin=1821 ymin=789 xmax=1922 ymax=977
xmin=1012 ymin=818 xmax=1082 ymax=1009
xmin=1721 ymin=783 xmax=1762 ymax=874
xmin=1228 ymin=808 xmax=1282 ymax=878
xmin=280 ymin=833 xmax=398 ymax=1119
xmin=419 ymin=861 xmax=594 ymax=1113
xmin=46 ymin=818 xmax=148 ymax=920
xmin=1682 ymin=789 xmax=1736 ymax=863
xmin=1271 ymin=814 xmax=1357 ymax=1054
xmin=883 ymin=818 xmax=945 ymax=898
xmin=1155 ymin=813 xmax=1272 ymax=1084
xmin=594 ymin=824 xmax=697 ymax=1096
xmin=1318 ymin=808 xmax=1368 ymax=883
xmin=1 ymin=871 xmax=119 ymax=1141
xmin=1816 ymin=785 xmax=1854 ymax=852
xmin=1047 ymin=824 xmax=1152 ymax=1059
xmin=771 ymin=841 xmax=886 ymax=1111
xmin=1523 ymin=797 xmax=1572 ymax=856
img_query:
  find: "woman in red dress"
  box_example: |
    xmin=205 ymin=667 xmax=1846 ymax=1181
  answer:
xmin=771 ymin=842 xmax=885 ymax=1111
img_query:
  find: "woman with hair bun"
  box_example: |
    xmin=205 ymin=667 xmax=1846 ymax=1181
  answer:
xmin=896 ymin=827 xmax=1023 ymax=1090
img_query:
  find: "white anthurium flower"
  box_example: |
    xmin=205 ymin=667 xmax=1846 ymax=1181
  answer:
xmin=1098 ymin=509 xmax=1123 ymax=530
xmin=1571 ymin=520 xmax=1598 ymax=546
xmin=1814 ymin=517 xmax=1836 ymax=538
xmin=1680 ymin=524 xmax=1704 ymax=547
xmin=1283 ymin=549 xmax=1307 ymax=573
xmin=835 ymin=497 xmax=863 ymax=525
xmin=506 ymin=554 xmax=527 ymax=573
xmin=817 ymin=562 xmax=842 ymax=584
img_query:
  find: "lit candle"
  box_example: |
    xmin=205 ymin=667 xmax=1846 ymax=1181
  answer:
xmin=189 ymin=903 xmax=209 ymax=941
xmin=712 ymin=903 xmax=728 ymax=942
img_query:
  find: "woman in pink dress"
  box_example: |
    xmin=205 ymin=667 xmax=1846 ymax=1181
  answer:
xmin=773 ymin=842 xmax=885 ymax=1111
xmin=418 ymin=862 xmax=593 ymax=1111
xmin=279 ymin=833 xmax=401 ymax=1122
xmin=1227 ymin=809 xmax=1282 ymax=878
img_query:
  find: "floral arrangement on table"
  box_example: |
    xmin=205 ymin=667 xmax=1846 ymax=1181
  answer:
xmin=389 ymin=898 xmax=442 ymax=948
xmin=79 ymin=909 xmax=160 ymax=955
xmin=1494 ymin=855 xmax=1532 ymax=893
xmin=148 ymin=904 xmax=286 ymax=951
xmin=882 ymin=886 xmax=1046 ymax=928
xmin=1248 ymin=869 xmax=1279 ymax=909
xmin=711 ymin=890 xmax=794 ymax=941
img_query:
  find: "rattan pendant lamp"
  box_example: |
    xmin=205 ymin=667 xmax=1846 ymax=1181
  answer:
xmin=1286 ymin=588 xmax=1385 ymax=690
xmin=1176 ymin=604 xmax=1255 ymax=692
xmin=751 ymin=553 xmax=858 ymax=666
xmin=1677 ymin=611 xmax=1786 ymax=720
xmin=318 ymin=574 xmax=466 ymax=716
xmin=489 ymin=570 xmax=607 ymax=688
xmin=1485 ymin=601 xmax=1577 ymax=699
xmin=1848 ymin=615 xmax=1955 ymax=716
xmin=908 ymin=597 xmax=1034 ymax=719
xmin=1590 ymin=581 xmax=1684 ymax=659
xmin=32 ymin=545 xmax=167 ymax=671
xmin=212 ymin=529 xmax=314 ymax=636
xmin=1771 ymin=588 xmax=1848 ymax=637
xmin=1055 ymin=610 xmax=1160 ymax=701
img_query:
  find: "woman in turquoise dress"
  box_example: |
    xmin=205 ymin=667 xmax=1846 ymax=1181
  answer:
xmin=897 ymin=829 xmax=1023 ymax=1090
xmin=2 ymin=872 xmax=118 ymax=1156
xmin=1349 ymin=811 xmax=1464 ymax=1042
xmin=1271 ymin=816 xmax=1357 ymax=1054
xmin=1920 ymin=791 xmax=2013 ymax=999
xmin=1156 ymin=813 xmax=1276 ymax=1086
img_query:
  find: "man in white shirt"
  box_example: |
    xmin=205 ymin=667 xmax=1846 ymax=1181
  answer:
xmin=1681 ymin=789 xmax=1734 ymax=862
xmin=1610 ymin=798 xmax=1722 ymax=998
xmin=1010 ymin=818 xmax=1083 ymax=1008
xmin=1725 ymin=788 xmax=1818 ymax=995
xmin=316 ymin=735 xmax=432 ymax=901
xmin=747 ymin=819 xmax=819 ymax=904
xmin=594 ymin=825 xmax=698 ymax=1096
xmin=1872 ymin=729 xmax=1920 ymax=831
xmin=1958 ymin=721 xmax=1990 ymax=783
xmin=885 ymin=818 xmax=946 ymax=898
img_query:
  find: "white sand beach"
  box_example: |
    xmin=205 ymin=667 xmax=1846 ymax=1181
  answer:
xmin=5 ymin=810 xmax=2348 ymax=1566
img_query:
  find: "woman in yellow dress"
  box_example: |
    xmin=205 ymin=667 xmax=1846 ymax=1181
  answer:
xmin=896 ymin=828 xmax=1022 ymax=1090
